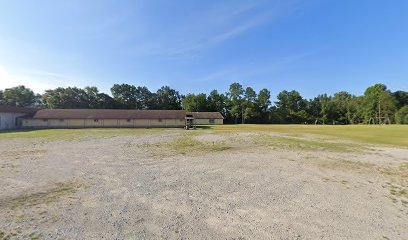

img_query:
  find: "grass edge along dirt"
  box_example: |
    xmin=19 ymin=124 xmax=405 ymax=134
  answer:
xmin=1 ymin=124 xmax=407 ymax=147
xmin=204 ymin=124 xmax=408 ymax=148
xmin=251 ymin=134 xmax=364 ymax=152
xmin=0 ymin=128 xmax=165 ymax=141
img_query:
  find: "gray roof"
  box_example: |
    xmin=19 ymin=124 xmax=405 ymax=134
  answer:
xmin=0 ymin=105 xmax=39 ymax=114
xmin=30 ymin=109 xmax=186 ymax=119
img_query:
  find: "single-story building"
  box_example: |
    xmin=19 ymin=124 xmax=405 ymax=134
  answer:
xmin=0 ymin=106 xmax=38 ymax=130
xmin=187 ymin=112 xmax=224 ymax=125
xmin=22 ymin=109 xmax=187 ymax=128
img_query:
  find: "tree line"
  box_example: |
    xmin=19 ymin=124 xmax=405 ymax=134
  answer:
xmin=0 ymin=83 xmax=407 ymax=124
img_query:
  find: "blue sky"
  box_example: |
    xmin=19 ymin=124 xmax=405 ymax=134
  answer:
xmin=0 ymin=0 xmax=407 ymax=100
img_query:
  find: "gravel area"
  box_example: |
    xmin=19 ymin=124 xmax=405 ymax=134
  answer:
xmin=0 ymin=129 xmax=407 ymax=239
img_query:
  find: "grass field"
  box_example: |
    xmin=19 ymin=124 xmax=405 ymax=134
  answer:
xmin=0 ymin=128 xmax=162 ymax=141
xmin=1 ymin=124 xmax=407 ymax=147
xmin=204 ymin=124 xmax=408 ymax=147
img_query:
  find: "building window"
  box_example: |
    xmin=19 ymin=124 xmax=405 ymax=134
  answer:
xmin=59 ymin=119 xmax=64 ymax=122
xmin=127 ymin=119 xmax=131 ymax=122
xmin=158 ymin=119 xmax=163 ymax=122
xmin=43 ymin=119 xmax=48 ymax=122
xmin=209 ymin=119 xmax=215 ymax=124
xmin=94 ymin=119 xmax=99 ymax=122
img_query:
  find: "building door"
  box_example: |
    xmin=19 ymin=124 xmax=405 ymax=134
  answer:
xmin=15 ymin=117 xmax=20 ymax=127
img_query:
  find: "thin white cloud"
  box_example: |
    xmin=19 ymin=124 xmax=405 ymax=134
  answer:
xmin=126 ymin=0 xmax=302 ymax=59
xmin=192 ymin=49 xmax=320 ymax=84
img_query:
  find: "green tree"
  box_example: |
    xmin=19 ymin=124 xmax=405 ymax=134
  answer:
xmin=2 ymin=85 xmax=38 ymax=107
xmin=207 ymin=90 xmax=227 ymax=115
xmin=306 ymin=96 xmax=324 ymax=123
xmin=42 ymin=87 xmax=89 ymax=108
xmin=243 ymin=87 xmax=258 ymax=123
xmin=257 ymin=89 xmax=271 ymax=114
xmin=395 ymin=106 xmax=408 ymax=124
xmin=83 ymin=87 xmax=115 ymax=109
xmin=85 ymin=86 xmax=100 ymax=108
xmin=227 ymin=83 xmax=244 ymax=123
xmin=275 ymin=90 xmax=308 ymax=123
xmin=182 ymin=93 xmax=208 ymax=112
xmin=110 ymin=84 xmax=138 ymax=109
xmin=347 ymin=96 xmax=365 ymax=124
xmin=136 ymin=86 xmax=154 ymax=109
xmin=393 ymin=91 xmax=408 ymax=109
xmin=332 ymin=91 xmax=353 ymax=124
xmin=363 ymin=84 xmax=397 ymax=123
xmin=94 ymin=93 xmax=115 ymax=109
xmin=155 ymin=86 xmax=182 ymax=110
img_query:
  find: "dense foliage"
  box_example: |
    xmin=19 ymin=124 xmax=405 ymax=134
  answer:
xmin=0 ymin=83 xmax=407 ymax=124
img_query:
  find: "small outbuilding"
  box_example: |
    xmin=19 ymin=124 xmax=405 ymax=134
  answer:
xmin=187 ymin=112 xmax=224 ymax=125
xmin=22 ymin=109 xmax=187 ymax=128
xmin=0 ymin=106 xmax=37 ymax=130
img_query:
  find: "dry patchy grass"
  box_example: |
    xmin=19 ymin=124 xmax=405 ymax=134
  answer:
xmin=381 ymin=162 xmax=408 ymax=179
xmin=3 ymin=182 xmax=83 ymax=210
xmin=142 ymin=132 xmax=231 ymax=157
xmin=381 ymin=163 xmax=408 ymax=206
xmin=1 ymin=149 xmax=46 ymax=160
xmin=318 ymin=159 xmax=375 ymax=172
xmin=0 ymin=229 xmax=40 ymax=240
xmin=251 ymin=134 xmax=362 ymax=152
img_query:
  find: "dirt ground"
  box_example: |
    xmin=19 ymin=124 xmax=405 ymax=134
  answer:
xmin=0 ymin=129 xmax=407 ymax=239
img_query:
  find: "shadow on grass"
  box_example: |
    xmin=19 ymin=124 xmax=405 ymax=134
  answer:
xmin=195 ymin=125 xmax=214 ymax=130
xmin=0 ymin=128 xmax=39 ymax=134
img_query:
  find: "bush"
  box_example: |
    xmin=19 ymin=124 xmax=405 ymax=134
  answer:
xmin=395 ymin=106 xmax=408 ymax=124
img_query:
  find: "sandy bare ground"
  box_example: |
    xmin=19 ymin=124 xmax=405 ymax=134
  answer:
xmin=0 ymin=129 xmax=407 ymax=239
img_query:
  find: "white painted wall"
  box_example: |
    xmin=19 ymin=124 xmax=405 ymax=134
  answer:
xmin=0 ymin=112 xmax=27 ymax=130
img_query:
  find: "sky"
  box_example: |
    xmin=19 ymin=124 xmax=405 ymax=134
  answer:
xmin=0 ymin=0 xmax=407 ymax=100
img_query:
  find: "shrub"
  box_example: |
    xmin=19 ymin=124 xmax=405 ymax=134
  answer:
xmin=395 ymin=106 xmax=408 ymax=124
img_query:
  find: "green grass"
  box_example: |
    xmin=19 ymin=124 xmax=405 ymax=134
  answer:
xmin=1 ymin=125 xmax=407 ymax=147
xmin=169 ymin=136 xmax=230 ymax=155
xmin=205 ymin=124 xmax=408 ymax=147
xmin=0 ymin=128 xmax=164 ymax=141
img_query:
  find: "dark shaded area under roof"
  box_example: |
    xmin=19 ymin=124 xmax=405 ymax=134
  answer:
xmin=29 ymin=109 xmax=187 ymax=119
